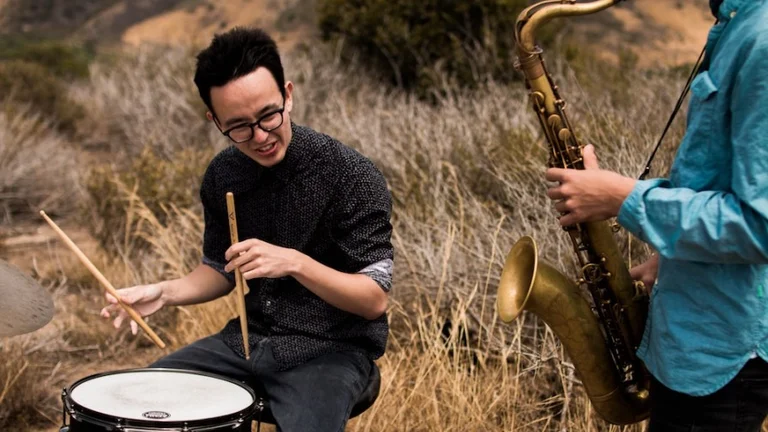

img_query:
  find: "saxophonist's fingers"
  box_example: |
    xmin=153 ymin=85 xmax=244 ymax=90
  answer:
xmin=545 ymin=167 xmax=568 ymax=182
xmin=559 ymin=213 xmax=578 ymax=227
xmin=582 ymin=144 xmax=600 ymax=170
xmin=547 ymin=186 xmax=565 ymax=200
xmin=554 ymin=200 xmax=570 ymax=213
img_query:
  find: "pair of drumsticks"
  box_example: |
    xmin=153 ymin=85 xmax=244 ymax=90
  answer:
xmin=40 ymin=192 xmax=250 ymax=358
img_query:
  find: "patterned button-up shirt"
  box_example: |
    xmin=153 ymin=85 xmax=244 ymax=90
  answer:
xmin=200 ymin=122 xmax=394 ymax=370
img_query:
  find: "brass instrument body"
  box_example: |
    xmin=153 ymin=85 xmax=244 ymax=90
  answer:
xmin=497 ymin=0 xmax=651 ymax=425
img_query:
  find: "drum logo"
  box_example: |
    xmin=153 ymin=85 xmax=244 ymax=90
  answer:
xmin=142 ymin=411 xmax=171 ymax=419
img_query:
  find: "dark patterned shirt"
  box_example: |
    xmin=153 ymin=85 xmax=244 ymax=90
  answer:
xmin=199 ymin=122 xmax=394 ymax=370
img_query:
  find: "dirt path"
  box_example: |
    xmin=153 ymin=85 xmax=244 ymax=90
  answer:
xmin=0 ymin=220 xmax=96 ymax=274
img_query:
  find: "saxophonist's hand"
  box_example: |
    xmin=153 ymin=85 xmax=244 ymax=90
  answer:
xmin=545 ymin=144 xmax=637 ymax=226
xmin=629 ymin=254 xmax=660 ymax=292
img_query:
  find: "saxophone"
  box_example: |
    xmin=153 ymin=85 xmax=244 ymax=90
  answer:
xmin=496 ymin=0 xmax=651 ymax=425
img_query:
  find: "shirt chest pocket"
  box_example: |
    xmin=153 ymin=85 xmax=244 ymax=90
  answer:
xmin=689 ymin=70 xmax=719 ymax=138
xmin=673 ymin=71 xmax=723 ymax=185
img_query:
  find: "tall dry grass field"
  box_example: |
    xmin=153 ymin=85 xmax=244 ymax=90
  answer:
xmin=1 ymin=43 xmax=749 ymax=432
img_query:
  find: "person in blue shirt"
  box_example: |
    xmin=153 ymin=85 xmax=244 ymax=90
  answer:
xmin=544 ymin=0 xmax=768 ymax=429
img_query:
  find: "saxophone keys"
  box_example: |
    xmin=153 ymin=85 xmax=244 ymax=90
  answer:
xmin=637 ymin=388 xmax=651 ymax=400
xmin=530 ymin=91 xmax=545 ymax=108
xmin=633 ymin=281 xmax=649 ymax=299
xmin=558 ymin=128 xmax=572 ymax=142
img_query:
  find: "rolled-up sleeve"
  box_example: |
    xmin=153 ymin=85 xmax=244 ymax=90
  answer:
xmin=330 ymin=161 xmax=394 ymax=289
xmin=617 ymin=35 xmax=768 ymax=264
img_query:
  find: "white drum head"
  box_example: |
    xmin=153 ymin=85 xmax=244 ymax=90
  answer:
xmin=69 ymin=369 xmax=255 ymax=422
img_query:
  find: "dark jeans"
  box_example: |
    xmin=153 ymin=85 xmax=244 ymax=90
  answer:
xmin=646 ymin=357 xmax=768 ymax=432
xmin=149 ymin=333 xmax=372 ymax=432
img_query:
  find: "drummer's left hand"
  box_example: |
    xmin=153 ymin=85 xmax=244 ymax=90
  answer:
xmin=224 ymin=239 xmax=300 ymax=280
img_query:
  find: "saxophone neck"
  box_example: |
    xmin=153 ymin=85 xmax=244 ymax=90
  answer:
xmin=515 ymin=0 xmax=625 ymax=55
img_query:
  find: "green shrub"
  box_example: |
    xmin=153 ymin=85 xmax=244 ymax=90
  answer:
xmin=317 ymin=0 xmax=557 ymax=91
xmin=0 ymin=36 xmax=93 ymax=79
xmin=0 ymin=60 xmax=85 ymax=134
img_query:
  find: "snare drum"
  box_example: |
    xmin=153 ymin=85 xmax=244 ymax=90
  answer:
xmin=60 ymin=368 xmax=261 ymax=431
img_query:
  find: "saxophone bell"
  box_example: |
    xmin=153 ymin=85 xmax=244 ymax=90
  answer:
xmin=498 ymin=236 xmax=650 ymax=425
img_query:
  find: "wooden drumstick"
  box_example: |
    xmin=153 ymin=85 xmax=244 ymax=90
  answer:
xmin=39 ymin=211 xmax=166 ymax=349
xmin=225 ymin=193 xmax=250 ymax=360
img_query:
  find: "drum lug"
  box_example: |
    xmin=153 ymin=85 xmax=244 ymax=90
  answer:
xmin=60 ymin=389 xmax=70 ymax=428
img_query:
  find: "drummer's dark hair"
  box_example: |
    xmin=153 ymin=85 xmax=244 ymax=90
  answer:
xmin=193 ymin=27 xmax=285 ymax=114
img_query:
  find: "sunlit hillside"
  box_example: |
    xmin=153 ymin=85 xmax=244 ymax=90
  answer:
xmin=578 ymin=0 xmax=713 ymax=67
xmin=1 ymin=0 xmax=711 ymax=65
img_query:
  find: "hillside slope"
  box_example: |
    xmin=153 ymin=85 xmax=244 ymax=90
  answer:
xmin=0 ymin=0 xmax=184 ymax=41
xmin=596 ymin=1 xmax=713 ymax=67
xmin=0 ymin=1 xmax=712 ymax=65
xmin=120 ymin=0 xmax=313 ymax=52
xmin=115 ymin=0 xmax=712 ymax=66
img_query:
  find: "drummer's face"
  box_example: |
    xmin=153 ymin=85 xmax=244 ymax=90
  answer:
xmin=207 ymin=67 xmax=294 ymax=168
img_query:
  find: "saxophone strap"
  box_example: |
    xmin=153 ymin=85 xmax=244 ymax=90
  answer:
xmin=638 ymin=43 xmax=708 ymax=180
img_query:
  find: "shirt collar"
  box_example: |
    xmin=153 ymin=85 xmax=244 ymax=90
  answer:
xmin=715 ymin=0 xmax=754 ymax=21
xmin=702 ymin=0 xmax=763 ymax=69
xmin=265 ymin=122 xmax=310 ymax=183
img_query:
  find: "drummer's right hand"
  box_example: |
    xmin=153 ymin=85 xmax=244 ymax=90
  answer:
xmin=100 ymin=284 xmax=165 ymax=335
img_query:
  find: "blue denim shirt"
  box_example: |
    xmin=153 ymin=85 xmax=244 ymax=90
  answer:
xmin=617 ymin=0 xmax=768 ymax=396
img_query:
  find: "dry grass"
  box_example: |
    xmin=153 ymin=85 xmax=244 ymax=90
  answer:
xmin=0 ymin=103 xmax=84 ymax=225
xmin=1 ymin=42 xmax=750 ymax=432
xmin=69 ymin=46 xmax=222 ymax=159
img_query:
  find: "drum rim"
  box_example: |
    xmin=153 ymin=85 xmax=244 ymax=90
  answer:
xmin=64 ymin=368 xmax=260 ymax=428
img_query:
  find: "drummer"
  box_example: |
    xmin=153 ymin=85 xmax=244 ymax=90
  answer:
xmin=101 ymin=27 xmax=394 ymax=432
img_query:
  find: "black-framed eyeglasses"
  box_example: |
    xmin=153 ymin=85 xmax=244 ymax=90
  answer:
xmin=219 ymin=107 xmax=285 ymax=143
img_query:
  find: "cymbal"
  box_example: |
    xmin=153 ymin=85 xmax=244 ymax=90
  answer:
xmin=0 ymin=259 xmax=54 ymax=337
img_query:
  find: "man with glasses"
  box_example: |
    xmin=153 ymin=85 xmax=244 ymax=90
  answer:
xmin=100 ymin=27 xmax=394 ymax=432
